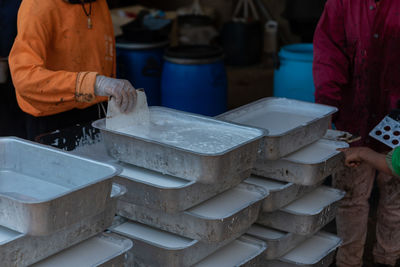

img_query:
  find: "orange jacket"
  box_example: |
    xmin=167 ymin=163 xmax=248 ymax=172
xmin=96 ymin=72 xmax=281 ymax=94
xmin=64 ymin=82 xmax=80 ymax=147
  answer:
xmin=9 ymin=0 xmax=115 ymax=117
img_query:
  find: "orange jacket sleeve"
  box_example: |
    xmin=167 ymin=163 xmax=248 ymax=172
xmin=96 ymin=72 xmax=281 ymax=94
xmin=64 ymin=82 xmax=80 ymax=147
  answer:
xmin=9 ymin=1 xmax=108 ymax=117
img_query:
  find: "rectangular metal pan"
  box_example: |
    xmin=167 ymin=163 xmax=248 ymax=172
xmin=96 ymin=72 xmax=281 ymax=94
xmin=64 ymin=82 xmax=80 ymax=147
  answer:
xmin=0 ymin=137 xmax=121 ymax=236
xmin=257 ymin=186 xmax=345 ymax=235
xmin=92 ymin=106 xmax=264 ymax=184
xmin=116 ymin=161 xmax=247 ymax=213
xmin=31 ymin=233 xmax=133 ymax=267
xmin=217 ymin=97 xmax=337 ymax=160
xmin=109 ymin=217 xmax=242 ymax=267
xmin=253 ymin=139 xmax=348 ymax=186
xmin=0 ymin=184 xmax=124 ymax=267
xmin=194 ymin=235 xmax=267 ymax=267
xmin=246 ymin=224 xmax=308 ymax=260
xmin=266 ymin=232 xmax=342 ymax=267
xmin=117 ymin=183 xmax=268 ymax=243
xmin=245 ymin=176 xmax=319 ymax=212
xmin=70 ymin=140 xmax=248 ymax=213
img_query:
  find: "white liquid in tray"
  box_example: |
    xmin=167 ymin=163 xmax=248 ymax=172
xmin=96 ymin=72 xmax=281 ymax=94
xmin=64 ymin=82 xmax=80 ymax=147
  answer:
xmin=188 ymin=185 xmax=262 ymax=219
xmin=0 ymin=225 xmax=20 ymax=244
xmin=195 ymin=239 xmax=261 ymax=267
xmin=247 ymin=225 xmax=286 ymax=240
xmin=32 ymin=236 xmax=125 ymax=267
xmin=283 ymin=187 xmax=343 ymax=214
xmin=114 ymin=112 xmax=260 ymax=154
xmin=285 ymin=140 xmax=346 ymax=163
xmin=234 ymin=111 xmax=315 ymax=136
xmin=0 ymin=170 xmax=69 ymax=201
xmin=120 ymin=164 xmax=189 ymax=188
xmin=113 ymin=221 xmax=193 ymax=249
xmin=282 ymin=233 xmax=339 ymax=264
xmin=246 ymin=176 xmax=287 ymax=191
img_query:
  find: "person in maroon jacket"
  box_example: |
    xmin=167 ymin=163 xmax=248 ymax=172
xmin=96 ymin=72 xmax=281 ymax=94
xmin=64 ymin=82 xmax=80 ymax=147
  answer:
xmin=313 ymin=0 xmax=400 ymax=266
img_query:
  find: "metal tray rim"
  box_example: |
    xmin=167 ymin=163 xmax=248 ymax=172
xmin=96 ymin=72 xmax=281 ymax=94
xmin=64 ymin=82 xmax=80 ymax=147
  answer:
xmin=94 ymin=233 xmax=134 ymax=266
xmin=0 ymin=137 xmax=122 ymax=204
xmin=109 ymin=224 xmax=199 ymax=251
xmin=184 ymin=184 xmax=268 ymax=220
xmin=92 ymin=106 xmax=265 ymax=157
xmin=216 ymin=97 xmax=338 ymax=137
xmin=280 ymin=189 xmax=345 ymax=216
xmin=278 ymin=232 xmax=342 ymax=265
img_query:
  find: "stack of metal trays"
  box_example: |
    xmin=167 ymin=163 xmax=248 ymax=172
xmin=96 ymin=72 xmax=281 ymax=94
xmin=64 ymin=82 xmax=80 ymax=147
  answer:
xmin=0 ymin=184 xmax=124 ymax=266
xmin=31 ymin=233 xmax=133 ymax=267
xmin=245 ymin=176 xmax=319 ymax=212
xmin=246 ymin=224 xmax=308 ymax=260
xmin=0 ymin=137 xmax=121 ymax=236
xmin=117 ymin=182 xmax=269 ymax=243
xmin=92 ymin=106 xmax=265 ymax=184
xmin=251 ymin=139 xmax=348 ymax=186
xmin=258 ymin=186 xmax=345 ymax=235
xmin=193 ymin=235 xmax=267 ymax=267
xmin=108 ymin=217 xmax=243 ymax=266
xmin=217 ymin=97 xmax=337 ymax=160
xmin=265 ymin=232 xmax=342 ymax=267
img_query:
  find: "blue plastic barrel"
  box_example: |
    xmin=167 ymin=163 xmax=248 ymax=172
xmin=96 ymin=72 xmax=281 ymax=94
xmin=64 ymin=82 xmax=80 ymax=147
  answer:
xmin=161 ymin=46 xmax=227 ymax=116
xmin=273 ymin=43 xmax=315 ymax=102
xmin=116 ymin=40 xmax=168 ymax=106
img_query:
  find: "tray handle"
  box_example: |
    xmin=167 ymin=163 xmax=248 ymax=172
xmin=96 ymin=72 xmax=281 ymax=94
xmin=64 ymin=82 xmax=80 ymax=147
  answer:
xmin=111 ymin=183 xmax=127 ymax=199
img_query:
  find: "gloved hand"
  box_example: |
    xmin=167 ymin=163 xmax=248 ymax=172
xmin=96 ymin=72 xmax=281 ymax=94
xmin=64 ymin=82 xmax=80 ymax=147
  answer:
xmin=94 ymin=75 xmax=137 ymax=113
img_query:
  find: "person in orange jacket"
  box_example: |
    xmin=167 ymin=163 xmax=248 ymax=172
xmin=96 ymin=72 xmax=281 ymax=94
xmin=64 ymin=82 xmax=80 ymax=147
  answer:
xmin=9 ymin=0 xmax=136 ymax=140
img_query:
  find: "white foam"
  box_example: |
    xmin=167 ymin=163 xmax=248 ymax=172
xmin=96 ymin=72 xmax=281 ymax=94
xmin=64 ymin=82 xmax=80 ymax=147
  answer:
xmin=32 ymin=236 xmax=125 ymax=267
xmin=247 ymin=225 xmax=286 ymax=240
xmin=188 ymin=185 xmax=262 ymax=219
xmin=284 ymin=139 xmax=347 ymax=164
xmin=119 ymin=164 xmax=189 ymax=188
xmin=283 ymin=186 xmax=343 ymax=214
xmin=0 ymin=170 xmax=69 ymax=201
xmin=282 ymin=233 xmax=340 ymax=264
xmin=195 ymin=239 xmax=261 ymax=267
xmin=113 ymin=221 xmax=193 ymax=249
xmin=0 ymin=226 xmax=20 ymax=244
xmin=246 ymin=176 xmax=287 ymax=191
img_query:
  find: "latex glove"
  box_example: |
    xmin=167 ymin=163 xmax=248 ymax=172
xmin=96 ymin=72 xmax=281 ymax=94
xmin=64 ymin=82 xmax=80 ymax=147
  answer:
xmin=94 ymin=75 xmax=137 ymax=113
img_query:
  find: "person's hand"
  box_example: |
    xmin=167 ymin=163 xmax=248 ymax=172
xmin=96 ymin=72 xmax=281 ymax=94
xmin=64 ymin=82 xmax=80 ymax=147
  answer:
xmin=337 ymin=147 xmax=369 ymax=168
xmin=94 ymin=75 xmax=137 ymax=113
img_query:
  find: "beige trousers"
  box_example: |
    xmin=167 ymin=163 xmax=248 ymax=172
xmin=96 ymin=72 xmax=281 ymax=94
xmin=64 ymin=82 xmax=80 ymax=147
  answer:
xmin=334 ymin=163 xmax=400 ymax=267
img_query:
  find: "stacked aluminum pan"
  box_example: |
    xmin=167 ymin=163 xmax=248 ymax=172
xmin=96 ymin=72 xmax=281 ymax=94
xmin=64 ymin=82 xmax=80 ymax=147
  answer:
xmin=218 ymin=98 xmax=346 ymax=266
xmin=91 ymin=107 xmax=269 ymax=266
xmin=0 ymin=137 xmax=131 ymax=267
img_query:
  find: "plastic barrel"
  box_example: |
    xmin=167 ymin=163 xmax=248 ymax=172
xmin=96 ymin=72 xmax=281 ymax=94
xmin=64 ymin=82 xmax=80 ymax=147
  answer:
xmin=273 ymin=43 xmax=315 ymax=102
xmin=161 ymin=45 xmax=227 ymax=116
xmin=116 ymin=40 xmax=168 ymax=106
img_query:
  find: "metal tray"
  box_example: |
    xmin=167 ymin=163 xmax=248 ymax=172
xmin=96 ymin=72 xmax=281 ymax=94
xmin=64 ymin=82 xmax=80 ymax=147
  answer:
xmin=69 ymin=138 xmax=247 ymax=213
xmin=245 ymin=176 xmax=319 ymax=212
xmin=0 ymin=184 xmax=124 ymax=267
xmin=194 ymin=235 xmax=267 ymax=267
xmin=116 ymin=161 xmax=247 ymax=213
xmin=266 ymin=232 xmax=342 ymax=267
xmin=117 ymin=183 xmax=268 ymax=243
xmin=0 ymin=137 xmax=121 ymax=236
xmin=253 ymin=139 xmax=348 ymax=186
xmin=109 ymin=217 xmax=242 ymax=267
xmin=92 ymin=107 xmax=264 ymax=184
xmin=31 ymin=233 xmax=133 ymax=267
xmin=257 ymin=186 xmax=345 ymax=235
xmin=217 ymin=97 xmax=337 ymax=160
xmin=246 ymin=224 xmax=308 ymax=260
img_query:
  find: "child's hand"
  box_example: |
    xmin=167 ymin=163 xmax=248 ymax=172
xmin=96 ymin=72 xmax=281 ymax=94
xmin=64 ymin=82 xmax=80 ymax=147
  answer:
xmin=337 ymin=147 xmax=368 ymax=168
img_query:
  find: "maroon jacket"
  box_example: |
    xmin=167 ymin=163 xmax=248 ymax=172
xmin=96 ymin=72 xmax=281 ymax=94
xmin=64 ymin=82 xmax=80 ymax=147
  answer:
xmin=313 ymin=0 xmax=400 ymax=148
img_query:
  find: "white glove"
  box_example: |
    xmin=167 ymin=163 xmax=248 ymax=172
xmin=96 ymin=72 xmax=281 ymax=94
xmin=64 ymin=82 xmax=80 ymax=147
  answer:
xmin=94 ymin=75 xmax=137 ymax=113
